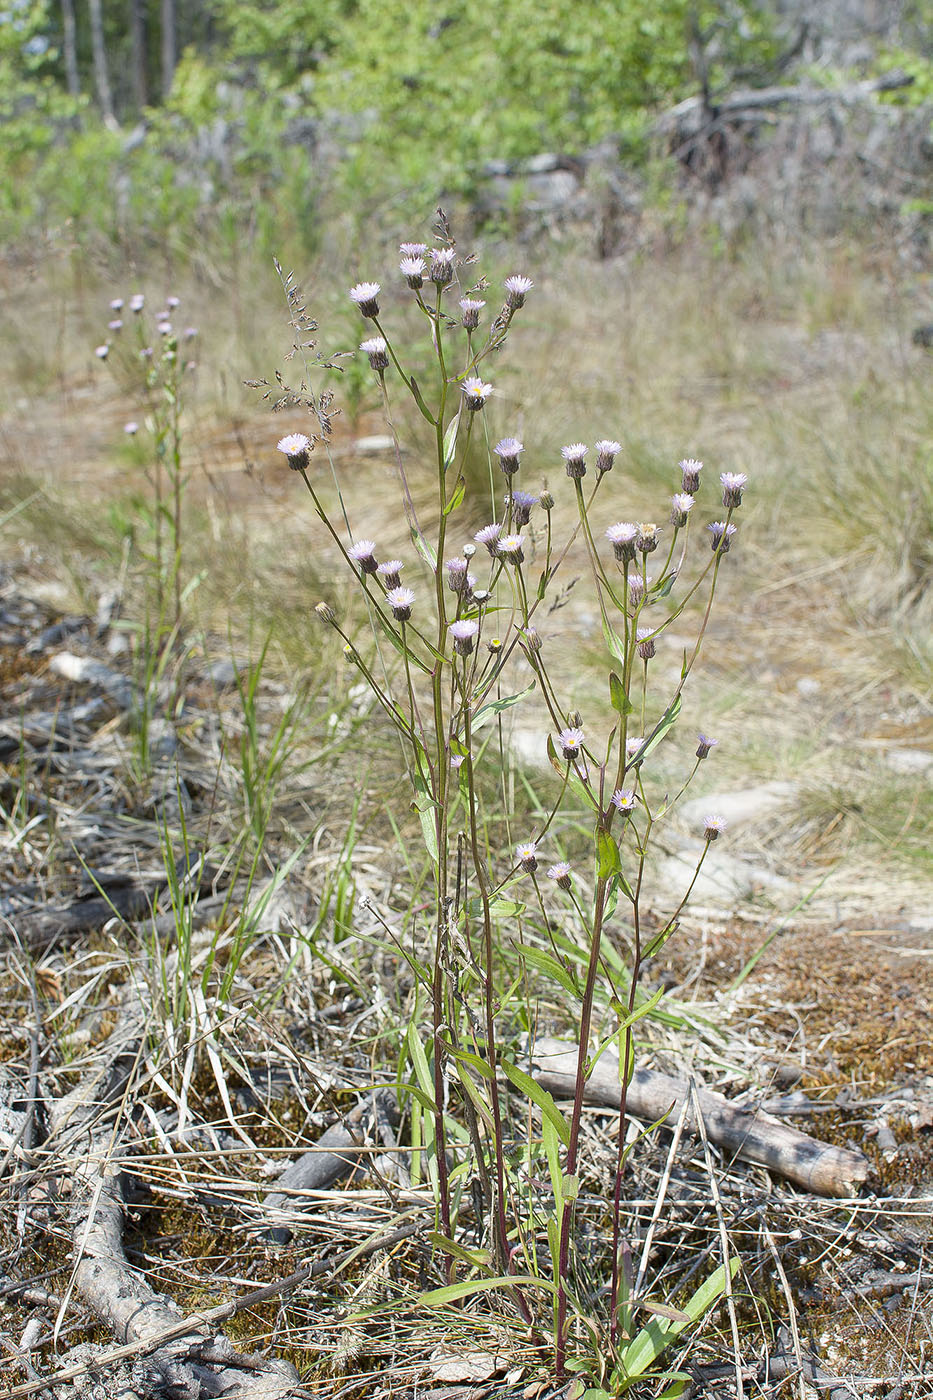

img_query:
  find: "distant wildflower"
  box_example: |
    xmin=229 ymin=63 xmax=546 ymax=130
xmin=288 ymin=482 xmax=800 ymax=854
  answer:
xmin=108 ymin=319 xmax=123 ymax=332
xmin=595 ymin=440 xmax=621 ymax=474
xmin=606 ymin=522 xmax=638 ymax=562
xmin=276 ymin=433 xmax=312 ymax=470
xmin=707 ymin=521 xmax=737 ymax=554
xmin=450 ymin=753 xmax=465 ymax=770
xmin=459 ymin=297 xmax=485 ymax=330
xmin=521 ymin=626 xmax=542 ymax=653
xmin=505 ymin=274 xmax=533 ymax=309
xmin=400 ymin=241 xmax=427 ymax=258
xmin=636 ymin=627 xmax=656 ymax=660
xmin=129 ymin=294 xmax=145 ymax=313
xmin=360 ymin=336 xmax=389 ymax=372
xmin=377 ymin=559 xmax=403 ymax=589
xmin=670 ymin=493 xmax=695 ymax=528
xmin=680 ymin=458 xmax=702 ymax=493
xmin=462 ymin=377 xmax=493 ymax=411
xmin=349 ymin=282 xmax=380 ymax=318
xmin=183 ymin=327 xmax=198 ymax=340
xmin=494 ymin=437 xmax=524 ymax=475
xmin=124 ymin=421 xmax=138 ymax=435
xmin=696 ymin=734 xmax=718 ymax=759
xmin=315 ymin=601 xmax=336 ymax=624
xmin=516 ymin=840 xmax=538 ymax=873
xmin=703 ymin=814 xmax=727 ymax=841
xmin=561 ymin=443 xmax=588 ymax=479
xmin=140 ymin=346 xmax=153 ymax=359
xmin=349 ymin=539 xmax=378 ymax=574
xmin=400 ymin=256 xmax=425 ymax=289
xmin=386 ymin=586 xmax=415 ymax=620
xmin=450 ymin=619 xmax=480 ymax=655
xmin=626 ymin=736 xmax=645 ymax=762
xmin=95 ymin=344 xmax=109 ymax=359
xmin=497 ymin=533 xmax=525 ymax=563
xmin=109 ymin=298 xmax=123 ymax=311
xmin=611 ymin=788 xmax=636 ymax=814
xmin=557 ymin=726 xmax=585 ymax=761
xmin=637 ymin=523 xmax=660 ymax=554
xmin=547 ymin=861 xmax=573 ymax=890
xmin=539 ymin=488 xmax=555 ymax=511
xmin=166 ymin=295 xmax=180 ymax=309
xmin=430 ymin=247 xmax=456 ymax=285
xmin=474 ymin=523 xmax=502 ymax=555
xmin=158 ymin=321 xmax=173 ymax=336
xmin=509 ymin=489 xmax=537 ymax=526
xmin=487 ymin=635 xmax=504 ymax=654
xmin=446 ymin=557 xmax=470 ymax=592
xmin=720 ymin=471 xmax=748 ymax=508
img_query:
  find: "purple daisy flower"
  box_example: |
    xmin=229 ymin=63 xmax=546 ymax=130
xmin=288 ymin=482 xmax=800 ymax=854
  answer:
xmin=494 ymin=437 xmax=524 ymax=475
xmin=400 ymin=256 xmax=425 ymax=289
xmin=386 ymin=586 xmax=415 ymax=620
xmin=360 ymin=336 xmax=389 ymax=372
xmin=670 ymin=493 xmax=695 ymax=528
xmin=516 ymin=840 xmax=538 ymax=873
xmin=509 ymin=490 xmax=537 ymax=527
xmin=349 ymin=282 xmax=381 ymax=318
xmin=606 ymin=522 xmax=639 ymax=562
xmin=696 ymin=734 xmax=718 ymax=760
xmin=450 ymin=619 xmax=480 ymax=655
xmin=474 ymin=523 xmax=502 ymax=555
xmin=561 ymin=443 xmax=588 ymax=479
xmin=557 ymin=726 xmax=585 ymax=761
xmin=594 ymin=440 xmax=621 ymax=474
xmin=505 ymin=274 xmax=533 ymax=309
xmin=547 ymin=860 xmax=572 ymax=890
xmin=680 ymin=458 xmax=703 ymax=493
xmin=459 ymin=298 xmax=485 ymax=330
xmin=497 ymin=533 xmax=525 ymax=563
xmin=703 ymin=814 xmax=727 ymax=841
xmin=276 ymin=433 xmax=313 ymax=470
xmin=720 ymin=472 xmax=748 ymax=508
xmin=462 ymin=376 xmax=493 ymax=411
xmin=708 ymin=521 xmax=737 ymax=554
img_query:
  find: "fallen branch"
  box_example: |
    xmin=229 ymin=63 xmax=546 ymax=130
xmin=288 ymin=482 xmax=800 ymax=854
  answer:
xmin=527 ymin=1037 xmax=869 ymax=1197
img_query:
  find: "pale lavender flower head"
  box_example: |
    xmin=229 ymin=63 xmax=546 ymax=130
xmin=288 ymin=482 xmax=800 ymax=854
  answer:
xmin=183 ymin=326 xmax=198 ymax=341
xmin=611 ymin=788 xmax=637 ymax=815
xmin=462 ymin=377 xmax=493 ymax=411
xmin=377 ymin=559 xmax=403 ymax=589
xmin=516 ymin=840 xmax=538 ymax=873
xmin=446 ymin=557 xmax=470 ymax=592
xmin=557 ymin=726 xmax=585 ymax=761
xmin=361 ymin=336 xmax=388 ymax=372
xmin=349 ymin=282 xmax=381 ymax=317
xmin=707 ymin=521 xmax=737 ymax=554
xmin=494 ymin=437 xmax=524 ymax=475
xmin=595 ymin=439 xmax=621 ymax=474
xmin=628 ymin=574 xmax=651 ymax=606
xmin=450 ymin=753 xmax=465 ymax=770
xmin=636 ymin=626 xmax=656 ymax=661
xmin=459 ymin=297 xmax=485 ymax=330
xmin=400 ymin=256 xmax=425 ymax=289
xmin=166 ymin=295 xmax=180 ymax=309
xmin=509 ymin=489 xmax=537 ymax=527
xmin=430 ymin=247 xmax=456 ymax=285
xmin=129 ymin=293 xmax=145 ymax=313
xmin=547 ymin=860 xmax=573 ymax=890
xmin=670 ymin=493 xmax=695 ymax=528
xmin=696 ymin=734 xmax=718 ymax=760
xmin=474 ymin=522 xmax=502 ymax=555
xmin=276 ymin=432 xmax=312 ymax=470
xmin=124 ymin=421 xmax=139 ymax=435
xmin=450 ymin=619 xmax=480 ymax=655
xmin=561 ymin=443 xmax=588 ymax=479
xmin=349 ymin=539 xmax=378 ymax=574
xmin=109 ymin=298 xmax=123 ymax=311
xmin=703 ymin=814 xmax=727 ymax=841
xmin=497 ymin=533 xmax=525 ymax=563
xmin=626 ymin=735 xmax=645 ymax=762
xmin=386 ymin=586 xmax=415 ymax=620
xmin=720 ymin=471 xmax=748 ymax=508
xmin=108 ymin=318 xmax=123 ymax=332
xmin=399 ymin=241 xmax=427 ymax=258
xmin=140 ymin=346 xmax=153 ymax=359
xmin=606 ymin=521 xmax=638 ymax=562
xmin=637 ymin=523 xmax=661 ymax=554
xmin=680 ymin=457 xmax=702 ymax=493
xmin=158 ymin=321 xmax=173 ymax=336
xmin=95 ymin=344 xmax=109 ymax=359
xmin=505 ymin=274 xmax=533 ymax=309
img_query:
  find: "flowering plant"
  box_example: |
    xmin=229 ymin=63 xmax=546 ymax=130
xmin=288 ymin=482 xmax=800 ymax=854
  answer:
xmin=264 ymin=219 xmax=745 ymax=1381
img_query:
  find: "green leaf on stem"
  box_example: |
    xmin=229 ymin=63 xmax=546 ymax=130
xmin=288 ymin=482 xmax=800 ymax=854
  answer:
xmin=408 ymin=374 xmax=435 ymax=424
xmin=632 ymin=693 xmax=682 ymax=764
xmin=466 ymin=895 xmax=526 ymax=919
xmin=443 ymin=475 xmax=466 ymax=515
xmin=602 ymin=618 xmax=627 ymax=667
xmin=500 ymin=1057 xmax=571 ymax=1146
xmin=411 ymin=773 xmax=439 ymax=862
xmin=596 ymin=826 xmax=622 ymax=879
xmin=442 ymin=410 xmax=461 ymax=470
xmin=420 ymin=1273 xmax=557 ymax=1307
xmin=609 ymin=670 xmax=634 ymax=716
xmin=473 ymin=681 xmax=535 ymax=728
xmin=619 ymin=1257 xmax=741 ymax=1380
xmin=520 ymin=945 xmax=581 ymax=999
xmin=411 ymin=526 xmax=437 ymax=570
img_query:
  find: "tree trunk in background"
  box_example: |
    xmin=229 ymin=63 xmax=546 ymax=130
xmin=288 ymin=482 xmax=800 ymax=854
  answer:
xmin=129 ymin=0 xmax=148 ymax=110
xmin=161 ymin=0 xmax=176 ymax=99
xmin=88 ymin=0 xmax=116 ymax=125
xmin=61 ymin=0 xmax=80 ymax=98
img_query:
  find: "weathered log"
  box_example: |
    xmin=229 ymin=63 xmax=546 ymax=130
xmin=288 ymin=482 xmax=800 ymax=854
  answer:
xmin=527 ymin=1036 xmax=869 ymax=1198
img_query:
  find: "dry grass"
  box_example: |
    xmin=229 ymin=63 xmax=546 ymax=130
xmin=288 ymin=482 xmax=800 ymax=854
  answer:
xmin=1 ymin=228 xmax=931 ymax=1395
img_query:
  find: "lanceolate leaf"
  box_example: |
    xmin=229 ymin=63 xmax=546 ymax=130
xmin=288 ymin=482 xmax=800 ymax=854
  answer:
xmin=473 ymin=681 xmax=535 ymax=728
xmin=609 ymin=670 xmax=634 ymax=716
xmin=596 ymin=826 xmax=622 ymax=879
xmin=443 ymin=475 xmax=466 ymax=514
xmin=409 ymin=374 xmax=435 ymax=424
xmin=501 ymin=1057 xmax=570 ymax=1146
xmin=442 ymin=409 xmax=461 ymax=469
